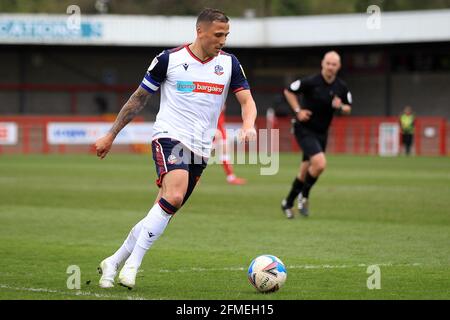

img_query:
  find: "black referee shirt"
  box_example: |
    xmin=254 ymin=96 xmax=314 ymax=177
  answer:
xmin=288 ymin=73 xmax=352 ymax=134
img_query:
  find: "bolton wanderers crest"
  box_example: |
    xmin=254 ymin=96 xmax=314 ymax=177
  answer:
xmin=214 ymin=65 xmax=224 ymax=76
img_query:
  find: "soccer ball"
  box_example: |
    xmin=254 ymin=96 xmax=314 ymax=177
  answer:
xmin=247 ymin=255 xmax=287 ymax=293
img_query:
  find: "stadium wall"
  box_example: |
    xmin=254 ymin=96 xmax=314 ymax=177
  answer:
xmin=0 ymin=115 xmax=448 ymax=156
xmin=1 ymin=42 xmax=450 ymax=118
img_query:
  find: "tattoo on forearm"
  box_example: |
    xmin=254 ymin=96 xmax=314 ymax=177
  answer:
xmin=109 ymin=90 xmax=150 ymax=137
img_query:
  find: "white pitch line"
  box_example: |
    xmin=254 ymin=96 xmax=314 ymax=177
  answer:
xmin=157 ymin=262 xmax=422 ymax=273
xmin=0 ymin=284 xmax=147 ymax=300
xmin=288 ymin=262 xmax=422 ymax=270
xmin=0 ymin=263 xmax=423 ymax=298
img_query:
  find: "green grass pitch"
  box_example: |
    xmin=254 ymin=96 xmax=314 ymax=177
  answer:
xmin=0 ymin=153 xmax=449 ymax=300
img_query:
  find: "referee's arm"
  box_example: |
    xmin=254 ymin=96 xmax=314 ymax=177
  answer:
xmin=283 ymin=88 xmax=311 ymax=122
xmin=331 ymin=95 xmax=351 ymax=115
xmin=341 ymin=104 xmax=352 ymax=115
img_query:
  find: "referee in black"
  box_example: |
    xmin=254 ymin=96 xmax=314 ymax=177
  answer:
xmin=281 ymin=51 xmax=352 ymax=218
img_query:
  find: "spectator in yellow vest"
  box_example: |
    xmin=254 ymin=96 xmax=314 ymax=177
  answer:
xmin=400 ymin=106 xmax=415 ymax=156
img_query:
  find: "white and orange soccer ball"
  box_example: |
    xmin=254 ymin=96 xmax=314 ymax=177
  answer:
xmin=247 ymin=255 xmax=287 ymax=293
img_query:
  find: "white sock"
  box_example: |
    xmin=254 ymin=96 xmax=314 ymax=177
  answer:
xmin=108 ymin=219 xmax=144 ymax=267
xmin=220 ymin=154 xmax=230 ymax=162
xmin=125 ymin=203 xmax=172 ymax=269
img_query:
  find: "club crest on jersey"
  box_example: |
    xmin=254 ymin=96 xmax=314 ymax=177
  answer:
xmin=167 ymin=154 xmax=178 ymax=165
xmin=214 ymin=65 xmax=224 ymax=76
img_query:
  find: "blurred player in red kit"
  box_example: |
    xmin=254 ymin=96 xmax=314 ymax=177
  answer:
xmin=214 ymin=106 xmax=247 ymax=185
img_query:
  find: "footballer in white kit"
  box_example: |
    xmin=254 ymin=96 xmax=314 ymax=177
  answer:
xmin=142 ymin=44 xmax=249 ymax=158
xmin=142 ymin=45 xmax=250 ymax=201
xmin=95 ymin=8 xmax=257 ymax=290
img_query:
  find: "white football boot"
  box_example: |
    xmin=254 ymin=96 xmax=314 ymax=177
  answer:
xmin=298 ymin=194 xmax=309 ymax=217
xmin=98 ymin=258 xmax=119 ymax=288
xmin=281 ymin=199 xmax=295 ymax=219
xmin=118 ymin=262 xmax=138 ymax=290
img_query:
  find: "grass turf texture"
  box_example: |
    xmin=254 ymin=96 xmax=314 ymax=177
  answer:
xmin=0 ymin=153 xmax=449 ymax=300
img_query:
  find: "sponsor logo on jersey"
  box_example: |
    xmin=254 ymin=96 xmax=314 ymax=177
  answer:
xmin=176 ymin=81 xmax=224 ymax=95
xmin=214 ymin=65 xmax=224 ymax=76
xmin=182 ymin=63 xmax=189 ymax=71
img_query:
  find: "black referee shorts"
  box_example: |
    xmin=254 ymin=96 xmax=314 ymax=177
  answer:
xmin=293 ymin=122 xmax=328 ymax=162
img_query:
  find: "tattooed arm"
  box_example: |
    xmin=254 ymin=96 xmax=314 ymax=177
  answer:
xmin=95 ymin=86 xmax=151 ymax=159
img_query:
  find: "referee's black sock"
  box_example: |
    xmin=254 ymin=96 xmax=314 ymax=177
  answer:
xmin=285 ymin=178 xmax=304 ymax=207
xmin=302 ymin=172 xmax=318 ymax=199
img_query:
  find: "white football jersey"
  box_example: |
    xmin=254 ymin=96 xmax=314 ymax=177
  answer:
xmin=140 ymin=44 xmax=250 ymax=157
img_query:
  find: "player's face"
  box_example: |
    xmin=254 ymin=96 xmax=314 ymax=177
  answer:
xmin=198 ymin=21 xmax=230 ymax=57
xmin=322 ymin=56 xmax=341 ymax=78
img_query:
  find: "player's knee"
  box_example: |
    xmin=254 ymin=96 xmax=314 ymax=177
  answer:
xmin=162 ymin=192 xmax=185 ymax=208
xmin=316 ymin=164 xmax=326 ymax=174
xmin=317 ymin=161 xmax=327 ymax=174
xmin=311 ymin=159 xmax=326 ymax=175
xmin=317 ymin=160 xmax=327 ymax=173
